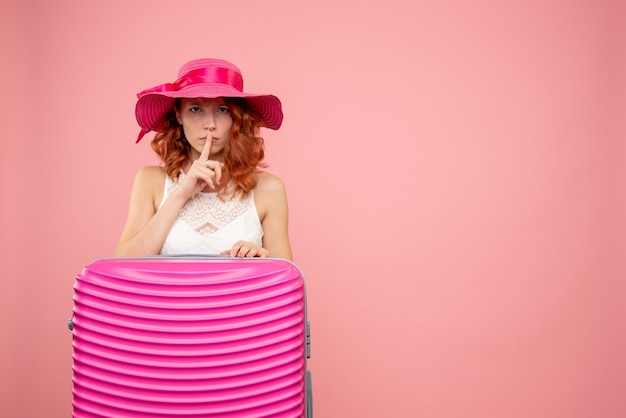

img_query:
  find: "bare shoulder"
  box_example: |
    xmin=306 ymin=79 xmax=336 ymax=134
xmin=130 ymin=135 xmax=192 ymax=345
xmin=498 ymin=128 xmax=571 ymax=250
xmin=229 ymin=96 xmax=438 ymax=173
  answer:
xmin=130 ymin=166 xmax=167 ymax=210
xmin=133 ymin=166 xmax=166 ymax=189
xmin=255 ymin=171 xmax=287 ymax=196
xmin=254 ymin=171 xmax=288 ymax=220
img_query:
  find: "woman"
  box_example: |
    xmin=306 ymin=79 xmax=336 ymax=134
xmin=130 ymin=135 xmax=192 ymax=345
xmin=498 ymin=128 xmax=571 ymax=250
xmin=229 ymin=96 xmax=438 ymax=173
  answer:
xmin=115 ymin=58 xmax=292 ymax=260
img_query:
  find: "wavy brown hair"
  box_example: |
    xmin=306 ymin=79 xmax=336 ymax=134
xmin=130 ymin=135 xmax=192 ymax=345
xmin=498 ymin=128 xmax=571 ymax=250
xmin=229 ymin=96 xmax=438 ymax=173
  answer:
xmin=151 ymin=98 xmax=267 ymax=199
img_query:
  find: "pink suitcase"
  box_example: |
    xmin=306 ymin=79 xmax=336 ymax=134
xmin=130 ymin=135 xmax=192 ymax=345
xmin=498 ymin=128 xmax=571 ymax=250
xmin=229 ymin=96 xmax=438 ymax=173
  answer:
xmin=69 ymin=256 xmax=312 ymax=417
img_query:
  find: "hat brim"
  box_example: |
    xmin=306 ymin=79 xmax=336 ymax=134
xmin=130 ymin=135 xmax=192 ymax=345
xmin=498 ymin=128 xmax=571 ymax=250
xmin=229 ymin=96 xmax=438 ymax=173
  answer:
xmin=135 ymin=83 xmax=283 ymax=134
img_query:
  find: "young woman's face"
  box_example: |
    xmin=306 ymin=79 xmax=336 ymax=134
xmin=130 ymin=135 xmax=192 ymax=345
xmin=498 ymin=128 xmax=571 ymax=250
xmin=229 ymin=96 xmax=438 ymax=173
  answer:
xmin=176 ymin=97 xmax=234 ymax=160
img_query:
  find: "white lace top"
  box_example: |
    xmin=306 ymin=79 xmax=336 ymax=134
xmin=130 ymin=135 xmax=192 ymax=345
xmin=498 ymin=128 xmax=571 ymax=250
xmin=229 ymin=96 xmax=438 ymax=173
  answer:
xmin=159 ymin=171 xmax=264 ymax=255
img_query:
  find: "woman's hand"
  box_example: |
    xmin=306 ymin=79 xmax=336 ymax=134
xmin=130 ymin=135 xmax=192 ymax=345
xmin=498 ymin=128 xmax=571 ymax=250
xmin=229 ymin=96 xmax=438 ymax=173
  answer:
xmin=172 ymin=139 xmax=223 ymax=200
xmin=221 ymin=241 xmax=270 ymax=258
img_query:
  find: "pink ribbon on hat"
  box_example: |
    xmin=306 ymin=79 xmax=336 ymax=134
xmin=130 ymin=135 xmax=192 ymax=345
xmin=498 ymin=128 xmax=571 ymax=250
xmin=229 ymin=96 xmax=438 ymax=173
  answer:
xmin=137 ymin=67 xmax=244 ymax=98
xmin=136 ymin=66 xmax=244 ymax=142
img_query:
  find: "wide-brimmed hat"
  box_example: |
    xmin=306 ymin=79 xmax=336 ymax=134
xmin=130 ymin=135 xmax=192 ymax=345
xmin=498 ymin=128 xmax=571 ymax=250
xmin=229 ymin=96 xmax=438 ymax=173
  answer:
xmin=135 ymin=58 xmax=283 ymax=142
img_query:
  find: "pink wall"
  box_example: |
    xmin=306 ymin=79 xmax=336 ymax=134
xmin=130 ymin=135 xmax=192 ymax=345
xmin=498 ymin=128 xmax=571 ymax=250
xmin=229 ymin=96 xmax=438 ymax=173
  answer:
xmin=1 ymin=0 xmax=624 ymax=417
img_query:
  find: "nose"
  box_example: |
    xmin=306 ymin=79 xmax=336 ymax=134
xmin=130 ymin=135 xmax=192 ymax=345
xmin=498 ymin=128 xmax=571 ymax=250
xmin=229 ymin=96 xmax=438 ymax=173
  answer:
xmin=204 ymin=113 xmax=216 ymax=130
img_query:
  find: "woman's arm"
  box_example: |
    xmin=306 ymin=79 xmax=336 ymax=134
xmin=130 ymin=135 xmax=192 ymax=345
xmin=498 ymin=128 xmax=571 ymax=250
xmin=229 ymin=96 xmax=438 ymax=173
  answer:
xmin=222 ymin=172 xmax=292 ymax=260
xmin=116 ymin=139 xmax=224 ymax=256
xmin=114 ymin=166 xmax=188 ymax=256
xmin=255 ymin=172 xmax=293 ymax=261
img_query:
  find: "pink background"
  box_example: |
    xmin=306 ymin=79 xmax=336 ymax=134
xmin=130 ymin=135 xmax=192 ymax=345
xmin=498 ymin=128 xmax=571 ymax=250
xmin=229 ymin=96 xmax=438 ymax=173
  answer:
xmin=1 ymin=1 xmax=624 ymax=417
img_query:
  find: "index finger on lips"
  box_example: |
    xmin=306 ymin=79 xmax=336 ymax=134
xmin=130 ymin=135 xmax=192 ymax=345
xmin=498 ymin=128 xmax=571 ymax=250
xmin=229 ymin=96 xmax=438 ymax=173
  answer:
xmin=199 ymin=138 xmax=211 ymax=161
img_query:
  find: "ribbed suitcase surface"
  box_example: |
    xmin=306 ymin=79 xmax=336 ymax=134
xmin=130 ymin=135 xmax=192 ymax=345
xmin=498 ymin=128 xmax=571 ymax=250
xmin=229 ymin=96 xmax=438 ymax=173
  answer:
xmin=70 ymin=257 xmax=310 ymax=417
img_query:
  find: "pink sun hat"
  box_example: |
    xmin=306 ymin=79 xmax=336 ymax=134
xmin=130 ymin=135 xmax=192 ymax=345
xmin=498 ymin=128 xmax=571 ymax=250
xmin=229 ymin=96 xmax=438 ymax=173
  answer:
xmin=135 ymin=58 xmax=283 ymax=142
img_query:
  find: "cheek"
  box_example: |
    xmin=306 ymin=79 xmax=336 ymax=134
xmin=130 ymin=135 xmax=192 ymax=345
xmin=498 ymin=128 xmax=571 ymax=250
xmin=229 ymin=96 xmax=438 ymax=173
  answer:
xmin=181 ymin=126 xmax=192 ymax=141
xmin=221 ymin=115 xmax=234 ymax=131
xmin=179 ymin=117 xmax=198 ymax=138
xmin=180 ymin=113 xmax=203 ymax=130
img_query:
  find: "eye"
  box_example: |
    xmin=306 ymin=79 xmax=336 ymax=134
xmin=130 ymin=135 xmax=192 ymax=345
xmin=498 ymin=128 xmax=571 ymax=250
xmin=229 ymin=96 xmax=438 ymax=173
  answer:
xmin=217 ymin=106 xmax=230 ymax=114
xmin=189 ymin=106 xmax=202 ymax=113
